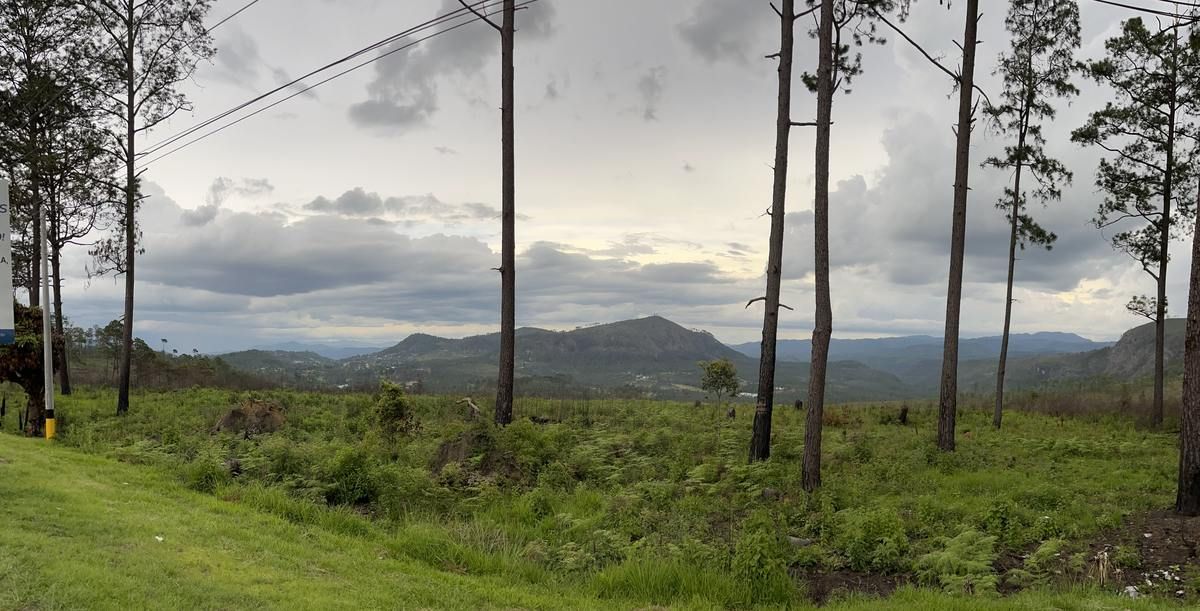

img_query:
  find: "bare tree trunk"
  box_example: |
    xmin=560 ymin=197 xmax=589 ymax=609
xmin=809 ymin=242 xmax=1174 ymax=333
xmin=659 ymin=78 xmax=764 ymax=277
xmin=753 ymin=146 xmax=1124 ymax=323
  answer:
xmin=117 ymin=0 xmax=134 ymax=417
xmin=937 ymin=0 xmax=980 ymax=452
xmin=1155 ymin=94 xmax=1176 ymax=430
xmin=22 ymin=382 xmax=45 ymax=438
xmin=1177 ymin=184 xmax=1200 ymax=515
xmin=801 ymin=0 xmax=833 ymax=489
xmin=51 ymin=242 xmax=70 ymax=395
xmin=994 ymin=154 xmax=1023 ymax=430
xmin=494 ymin=0 xmax=516 ymax=426
xmin=749 ymin=0 xmax=795 ymax=464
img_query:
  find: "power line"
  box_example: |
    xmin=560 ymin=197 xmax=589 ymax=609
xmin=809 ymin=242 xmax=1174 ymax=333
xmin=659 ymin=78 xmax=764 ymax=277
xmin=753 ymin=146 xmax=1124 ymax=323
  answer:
xmin=209 ymin=0 xmax=266 ymax=32
xmin=138 ymin=1 xmax=537 ymax=168
xmin=139 ymin=0 xmax=507 ymax=159
xmin=1089 ymin=0 xmax=1200 ymax=20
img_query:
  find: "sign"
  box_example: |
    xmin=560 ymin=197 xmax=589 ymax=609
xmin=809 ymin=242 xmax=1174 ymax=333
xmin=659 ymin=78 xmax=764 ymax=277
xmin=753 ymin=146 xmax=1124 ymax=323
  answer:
xmin=0 ymin=179 xmax=12 ymax=345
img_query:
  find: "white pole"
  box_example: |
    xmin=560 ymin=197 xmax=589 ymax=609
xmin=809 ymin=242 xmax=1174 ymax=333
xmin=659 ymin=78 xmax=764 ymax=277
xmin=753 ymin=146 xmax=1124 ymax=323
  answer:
xmin=40 ymin=198 xmax=54 ymax=436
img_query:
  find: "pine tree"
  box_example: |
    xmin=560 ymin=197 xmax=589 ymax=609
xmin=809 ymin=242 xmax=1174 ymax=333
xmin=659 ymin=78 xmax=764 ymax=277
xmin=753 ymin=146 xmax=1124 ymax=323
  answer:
xmin=984 ymin=0 xmax=1079 ymax=429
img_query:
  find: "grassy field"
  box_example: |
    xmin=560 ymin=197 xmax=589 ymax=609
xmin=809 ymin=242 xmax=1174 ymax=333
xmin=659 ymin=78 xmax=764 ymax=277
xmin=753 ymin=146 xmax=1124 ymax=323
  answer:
xmin=0 ymin=387 xmax=1196 ymax=608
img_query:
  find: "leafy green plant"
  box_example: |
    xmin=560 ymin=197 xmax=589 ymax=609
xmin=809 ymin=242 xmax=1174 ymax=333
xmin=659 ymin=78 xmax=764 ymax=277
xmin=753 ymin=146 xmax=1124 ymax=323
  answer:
xmin=916 ymin=529 xmax=999 ymax=595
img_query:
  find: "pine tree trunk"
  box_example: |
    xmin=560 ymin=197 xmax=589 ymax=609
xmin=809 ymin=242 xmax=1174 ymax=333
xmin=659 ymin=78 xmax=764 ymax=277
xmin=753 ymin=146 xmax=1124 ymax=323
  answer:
xmin=749 ymin=0 xmax=794 ymax=464
xmin=51 ymin=243 xmax=70 ymax=395
xmin=494 ymin=0 xmax=516 ymax=426
xmin=1177 ymin=185 xmax=1200 ymax=515
xmin=801 ymin=0 xmax=833 ymax=490
xmin=22 ymin=380 xmax=45 ymax=438
xmin=994 ymin=157 xmax=1023 ymax=430
xmin=1156 ymin=98 xmax=1175 ymax=430
xmin=117 ymin=0 xmax=135 ymax=417
xmin=937 ymin=0 xmax=980 ymax=452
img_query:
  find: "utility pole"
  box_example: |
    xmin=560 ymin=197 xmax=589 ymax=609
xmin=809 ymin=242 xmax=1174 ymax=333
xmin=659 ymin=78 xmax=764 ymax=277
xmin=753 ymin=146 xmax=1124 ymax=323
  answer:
xmin=40 ymin=188 xmax=54 ymax=439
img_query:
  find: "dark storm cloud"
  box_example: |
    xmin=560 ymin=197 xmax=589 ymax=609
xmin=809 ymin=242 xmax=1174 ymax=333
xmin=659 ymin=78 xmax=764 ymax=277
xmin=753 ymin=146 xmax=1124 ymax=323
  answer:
xmin=677 ymin=0 xmax=769 ymax=65
xmin=782 ymin=112 xmax=1116 ymax=292
xmin=349 ymin=0 xmax=555 ymax=129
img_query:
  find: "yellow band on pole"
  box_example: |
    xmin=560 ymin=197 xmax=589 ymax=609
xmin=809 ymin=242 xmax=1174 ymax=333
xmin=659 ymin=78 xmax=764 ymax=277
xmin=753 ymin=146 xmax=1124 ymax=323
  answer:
xmin=44 ymin=416 xmax=55 ymax=440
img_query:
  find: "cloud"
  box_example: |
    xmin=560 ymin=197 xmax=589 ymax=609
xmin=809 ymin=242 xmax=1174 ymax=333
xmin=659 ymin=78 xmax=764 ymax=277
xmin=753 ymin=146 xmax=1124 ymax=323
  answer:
xmin=434 ymin=146 xmax=458 ymax=155
xmin=301 ymin=188 xmax=507 ymax=223
xmin=677 ymin=0 xmax=769 ymax=65
xmin=636 ymin=66 xmax=667 ymax=121
xmin=107 ymin=186 xmax=752 ymax=351
xmin=349 ymin=0 xmax=555 ymax=130
xmin=181 ymin=177 xmax=274 ymax=227
xmin=207 ymin=27 xmax=318 ymax=99
xmin=781 ymin=111 xmax=1116 ymax=292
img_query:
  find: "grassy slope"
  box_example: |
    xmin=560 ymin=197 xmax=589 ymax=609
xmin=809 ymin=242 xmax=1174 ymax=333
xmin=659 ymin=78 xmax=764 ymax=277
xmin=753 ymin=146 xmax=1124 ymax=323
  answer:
xmin=0 ymin=430 xmax=1187 ymax=610
xmin=0 ymin=435 xmax=609 ymax=611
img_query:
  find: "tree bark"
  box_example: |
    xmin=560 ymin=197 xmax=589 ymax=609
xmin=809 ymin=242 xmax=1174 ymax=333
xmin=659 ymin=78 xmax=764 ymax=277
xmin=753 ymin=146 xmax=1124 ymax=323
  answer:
xmin=1155 ymin=66 xmax=1177 ymax=430
xmin=1177 ymin=183 xmax=1200 ymax=515
xmin=749 ymin=0 xmax=795 ymax=464
xmin=494 ymin=0 xmax=516 ymax=426
xmin=937 ymin=0 xmax=980 ymax=452
xmin=117 ymin=0 xmax=134 ymax=417
xmin=51 ymin=240 xmax=70 ymax=395
xmin=801 ymin=0 xmax=833 ymax=489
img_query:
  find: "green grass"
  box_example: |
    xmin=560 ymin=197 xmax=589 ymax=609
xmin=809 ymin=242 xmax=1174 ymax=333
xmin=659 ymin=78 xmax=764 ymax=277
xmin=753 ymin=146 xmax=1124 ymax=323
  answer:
xmin=0 ymin=387 xmax=1195 ymax=608
xmin=0 ymin=434 xmax=611 ymax=610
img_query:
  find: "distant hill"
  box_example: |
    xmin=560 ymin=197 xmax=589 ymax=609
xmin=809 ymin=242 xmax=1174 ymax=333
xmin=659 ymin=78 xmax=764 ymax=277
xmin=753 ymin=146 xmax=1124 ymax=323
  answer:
xmin=220 ymin=316 xmax=915 ymax=402
xmin=955 ymin=319 xmax=1185 ymax=393
xmin=731 ymin=332 xmax=1113 ymax=392
xmin=250 ymin=342 xmax=383 ymax=360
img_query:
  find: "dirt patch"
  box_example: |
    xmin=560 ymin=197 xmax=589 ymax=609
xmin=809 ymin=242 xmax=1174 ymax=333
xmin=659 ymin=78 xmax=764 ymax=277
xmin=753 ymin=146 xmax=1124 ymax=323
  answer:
xmin=792 ymin=567 xmax=906 ymax=605
xmin=1088 ymin=509 xmax=1200 ymax=598
xmin=213 ymin=399 xmax=286 ymax=435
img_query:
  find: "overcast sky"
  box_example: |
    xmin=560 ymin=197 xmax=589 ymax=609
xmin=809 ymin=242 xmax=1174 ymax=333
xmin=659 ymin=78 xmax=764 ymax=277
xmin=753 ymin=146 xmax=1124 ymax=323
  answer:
xmin=52 ymin=0 xmax=1187 ymax=353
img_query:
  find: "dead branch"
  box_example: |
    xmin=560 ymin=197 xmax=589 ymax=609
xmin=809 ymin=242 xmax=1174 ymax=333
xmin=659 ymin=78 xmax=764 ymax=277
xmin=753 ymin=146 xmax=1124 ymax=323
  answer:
xmin=746 ymin=297 xmax=795 ymax=311
xmin=457 ymin=397 xmax=482 ymax=420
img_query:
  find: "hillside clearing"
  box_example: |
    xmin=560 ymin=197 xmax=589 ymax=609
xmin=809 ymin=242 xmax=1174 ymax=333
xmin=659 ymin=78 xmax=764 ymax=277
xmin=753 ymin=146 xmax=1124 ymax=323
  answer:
xmin=3 ymin=389 xmax=1200 ymax=608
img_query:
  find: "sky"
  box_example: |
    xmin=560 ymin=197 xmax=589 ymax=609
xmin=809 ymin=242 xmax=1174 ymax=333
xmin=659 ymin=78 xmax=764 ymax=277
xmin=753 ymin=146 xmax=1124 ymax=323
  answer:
xmin=49 ymin=0 xmax=1191 ymax=353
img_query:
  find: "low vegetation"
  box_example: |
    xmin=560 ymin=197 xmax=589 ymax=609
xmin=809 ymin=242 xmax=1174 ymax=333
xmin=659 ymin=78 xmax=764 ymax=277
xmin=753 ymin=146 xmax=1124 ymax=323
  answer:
xmin=1 ymin=385 xmax=1195 ymax=607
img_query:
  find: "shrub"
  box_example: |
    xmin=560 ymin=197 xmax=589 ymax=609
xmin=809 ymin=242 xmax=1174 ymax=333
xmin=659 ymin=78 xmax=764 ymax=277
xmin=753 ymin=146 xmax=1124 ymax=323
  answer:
xmin=181 ymin=455 xmax=230 ymax=494
xmin=323 ymin=445 xmax=379 ymax=505
xmin=375 ymin=381 xmax=419 ymax=439
xmin=732 ymin=512 xmax=790 ymax=585
xmin=915 ymin=529 xmax=998 ymax=595
xmin=838 ymin=507 xmax=909 ymax=572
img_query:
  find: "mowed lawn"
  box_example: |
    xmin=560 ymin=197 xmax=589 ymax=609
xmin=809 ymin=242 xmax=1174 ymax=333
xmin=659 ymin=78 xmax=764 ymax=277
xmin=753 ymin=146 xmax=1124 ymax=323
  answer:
xmin=0 ymin=434 xmax=613 ymax=611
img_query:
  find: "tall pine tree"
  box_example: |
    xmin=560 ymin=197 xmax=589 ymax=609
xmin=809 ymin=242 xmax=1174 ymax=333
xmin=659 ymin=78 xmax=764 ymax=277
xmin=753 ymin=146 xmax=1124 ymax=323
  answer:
xmin=984 ymin=0 xmax=1078 ymax=429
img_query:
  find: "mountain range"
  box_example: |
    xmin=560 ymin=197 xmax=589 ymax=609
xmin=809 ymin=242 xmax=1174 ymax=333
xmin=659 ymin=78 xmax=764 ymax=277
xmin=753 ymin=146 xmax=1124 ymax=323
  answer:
xmin=730 ymin=331 xmax=1114 ymax=392
xmin=218 ymin=316 xmax=1174 ymax=402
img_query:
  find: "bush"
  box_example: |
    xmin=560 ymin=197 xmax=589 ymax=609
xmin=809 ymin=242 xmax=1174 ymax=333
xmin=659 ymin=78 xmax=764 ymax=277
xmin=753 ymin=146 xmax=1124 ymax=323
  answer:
xmin=323 ymin=445 xmax=379 ymax=505
xmin=732 ymin=512 xmax=790 ymax=585
xmin=181 ymin=455 xmax=230 ymax=494
xmin=375 ymin=381 xmax=419 ymax=439
xmin=838 ymin=507 xmax=909 ymax=572
xmin=915 ymin=529 xmax=998 ymax=595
